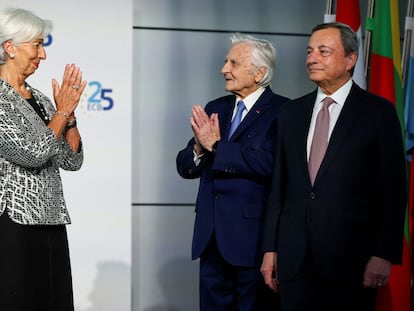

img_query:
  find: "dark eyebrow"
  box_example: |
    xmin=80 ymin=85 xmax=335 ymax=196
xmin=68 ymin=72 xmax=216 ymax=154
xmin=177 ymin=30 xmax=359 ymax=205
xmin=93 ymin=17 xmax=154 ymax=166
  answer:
xmin=318 ymin=44 xmax=332 ymax=50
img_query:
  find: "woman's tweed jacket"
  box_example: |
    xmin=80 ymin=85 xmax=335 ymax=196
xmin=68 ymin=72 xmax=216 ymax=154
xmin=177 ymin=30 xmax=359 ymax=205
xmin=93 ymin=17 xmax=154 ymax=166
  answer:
xmin=0 ymin=78 xmax=83 ymax=225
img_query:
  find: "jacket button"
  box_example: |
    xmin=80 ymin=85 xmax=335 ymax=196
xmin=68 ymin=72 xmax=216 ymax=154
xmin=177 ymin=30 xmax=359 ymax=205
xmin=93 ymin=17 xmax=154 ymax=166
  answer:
xmin=310 ymin=192 xmax=316 ymax=199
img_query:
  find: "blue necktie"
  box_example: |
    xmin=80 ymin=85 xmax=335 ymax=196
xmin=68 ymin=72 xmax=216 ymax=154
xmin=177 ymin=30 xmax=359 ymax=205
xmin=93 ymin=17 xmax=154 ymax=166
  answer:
xmin=228 ymin=100 xmax=246 ymax=139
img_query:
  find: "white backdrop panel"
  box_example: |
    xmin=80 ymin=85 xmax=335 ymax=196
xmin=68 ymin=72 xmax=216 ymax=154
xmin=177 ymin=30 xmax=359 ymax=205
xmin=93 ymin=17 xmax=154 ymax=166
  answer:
xmin=132 ymin=205 xmax=198 ymax=310
xmin=2 ymin=1 xmax=133 ymax=310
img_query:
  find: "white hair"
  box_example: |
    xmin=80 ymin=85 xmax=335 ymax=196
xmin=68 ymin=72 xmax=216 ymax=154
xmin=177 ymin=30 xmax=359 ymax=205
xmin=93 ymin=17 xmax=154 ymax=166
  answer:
xmin=230 ymin=33 xmax=278 ymax=88
xmin=0 ymin=8 xmax=52 ymax=65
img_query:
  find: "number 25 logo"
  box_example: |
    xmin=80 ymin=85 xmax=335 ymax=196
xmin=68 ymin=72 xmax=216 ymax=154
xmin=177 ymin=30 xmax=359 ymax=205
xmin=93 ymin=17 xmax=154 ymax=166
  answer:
xmin=87 ymin=81 xmax=114 ymax=111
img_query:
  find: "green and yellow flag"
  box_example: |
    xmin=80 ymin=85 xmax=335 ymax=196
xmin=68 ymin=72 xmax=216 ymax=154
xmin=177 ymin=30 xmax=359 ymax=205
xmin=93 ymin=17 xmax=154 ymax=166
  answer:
xmin=367 ymin=0 xmax=412 ymax=310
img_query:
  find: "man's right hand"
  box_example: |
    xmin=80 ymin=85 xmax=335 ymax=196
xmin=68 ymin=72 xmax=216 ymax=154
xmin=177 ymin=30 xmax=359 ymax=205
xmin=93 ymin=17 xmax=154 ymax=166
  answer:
xmin=261 ymin=252 xmax=279 ymax=292
xmin=190 ymin=105 xmax=221 ymax=152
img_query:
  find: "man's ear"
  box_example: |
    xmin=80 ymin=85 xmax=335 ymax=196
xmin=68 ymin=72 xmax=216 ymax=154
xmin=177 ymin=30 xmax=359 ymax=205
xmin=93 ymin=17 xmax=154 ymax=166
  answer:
xmin=346 ymin=52 xmax=357 ymax=72
xmin=254 ymin=67 xmax=267 ymax=83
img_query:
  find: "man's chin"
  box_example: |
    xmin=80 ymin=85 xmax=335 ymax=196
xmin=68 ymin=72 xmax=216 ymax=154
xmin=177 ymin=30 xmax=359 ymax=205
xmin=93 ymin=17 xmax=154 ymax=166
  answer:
xmin=308 ymin=74 xmax=322 ymax=83
xmin=224 ymin=85 xmax=233 ymax=92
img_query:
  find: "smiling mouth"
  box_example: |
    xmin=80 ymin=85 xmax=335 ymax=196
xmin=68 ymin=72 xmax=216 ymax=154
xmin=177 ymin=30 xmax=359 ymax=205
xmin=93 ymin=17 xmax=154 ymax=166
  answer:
xmin=307 ymin=67 xmax=322 ymax=72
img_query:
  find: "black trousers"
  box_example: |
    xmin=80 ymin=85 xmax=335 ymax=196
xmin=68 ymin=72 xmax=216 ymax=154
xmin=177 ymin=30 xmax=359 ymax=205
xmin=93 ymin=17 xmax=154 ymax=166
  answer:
xmin=278 ymin=249 xmax=377 ymax=311
xmin=0 ymin=211 xmax=74 ymax=311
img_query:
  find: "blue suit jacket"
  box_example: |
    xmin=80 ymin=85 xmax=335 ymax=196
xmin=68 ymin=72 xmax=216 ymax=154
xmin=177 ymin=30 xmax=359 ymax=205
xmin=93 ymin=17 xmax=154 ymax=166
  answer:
xmin=263 ymin=83 xmax=407 ymax=282
xmin=177 ymin=87 xmax=290 ymax=266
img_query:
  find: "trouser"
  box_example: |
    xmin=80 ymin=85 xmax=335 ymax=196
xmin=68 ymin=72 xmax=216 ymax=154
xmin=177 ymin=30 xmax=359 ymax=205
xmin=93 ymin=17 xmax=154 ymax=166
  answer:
xmin=0 ymin=212 xmax=74 ymax=311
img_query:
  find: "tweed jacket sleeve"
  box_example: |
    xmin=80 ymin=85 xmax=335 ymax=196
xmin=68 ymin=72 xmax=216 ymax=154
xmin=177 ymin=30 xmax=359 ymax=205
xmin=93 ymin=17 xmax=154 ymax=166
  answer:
xmin=31 ymin=86 xmax=83 ymax=171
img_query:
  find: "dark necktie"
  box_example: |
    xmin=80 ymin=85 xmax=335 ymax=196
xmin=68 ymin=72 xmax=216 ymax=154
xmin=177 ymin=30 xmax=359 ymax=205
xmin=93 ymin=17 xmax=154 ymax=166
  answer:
xmin=228 ymin=100 xmax=246 ymax=139
xmin=308 ymin=97 xmax=335 ymax=185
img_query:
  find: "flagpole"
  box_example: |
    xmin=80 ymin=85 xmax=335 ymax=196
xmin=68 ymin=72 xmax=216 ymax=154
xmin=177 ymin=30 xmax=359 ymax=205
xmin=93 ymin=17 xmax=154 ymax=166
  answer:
xmin=402 ymin=0 xmax=414 ymax=84
xmin=326 ymin=0 xmax=334 ymax=14
xmin=364 ymin=0 xmax=375 ymax=81
xmin=324 ymin=0 xmax=335 ymax=22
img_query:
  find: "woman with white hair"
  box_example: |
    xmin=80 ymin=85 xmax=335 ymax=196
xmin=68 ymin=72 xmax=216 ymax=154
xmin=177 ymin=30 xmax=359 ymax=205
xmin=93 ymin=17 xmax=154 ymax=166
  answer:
xmin=0 ymin=7 xmax=86 ymax=310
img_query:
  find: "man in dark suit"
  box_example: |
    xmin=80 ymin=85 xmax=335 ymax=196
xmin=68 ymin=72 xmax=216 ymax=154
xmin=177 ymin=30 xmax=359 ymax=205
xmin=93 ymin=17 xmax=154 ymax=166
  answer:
xmin=261 ymin=22 xmax=407 ymax=311
xmin=176 ymin=34 xmax=290 ymax=310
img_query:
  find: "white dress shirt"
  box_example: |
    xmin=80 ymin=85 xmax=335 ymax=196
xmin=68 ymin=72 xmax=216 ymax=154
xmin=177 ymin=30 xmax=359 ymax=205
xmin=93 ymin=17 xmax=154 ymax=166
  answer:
xmin=306 ymin=79 xmax=353 ymax=160
xmin=231 ymin=87 xmax=265 ymax=122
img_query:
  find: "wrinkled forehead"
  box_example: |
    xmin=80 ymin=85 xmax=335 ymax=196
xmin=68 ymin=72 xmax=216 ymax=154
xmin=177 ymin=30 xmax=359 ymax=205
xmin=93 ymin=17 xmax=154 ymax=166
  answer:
xmin=227 ymin=43 xmax=252 ymax=60
xmin=308 ymin=28 xmax=343 ymax=50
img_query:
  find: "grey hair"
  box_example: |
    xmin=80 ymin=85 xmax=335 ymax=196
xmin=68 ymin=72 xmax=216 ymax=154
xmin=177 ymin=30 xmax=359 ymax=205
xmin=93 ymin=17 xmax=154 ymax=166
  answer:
xmin=0 ymin=8 xmax=52 ymax=65
xmin=230 ymin=33 xmax=277 ymax=87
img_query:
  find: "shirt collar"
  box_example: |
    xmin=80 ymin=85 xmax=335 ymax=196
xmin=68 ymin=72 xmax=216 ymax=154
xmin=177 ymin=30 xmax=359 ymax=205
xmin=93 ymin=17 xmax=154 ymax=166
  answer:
xmin=236 ymin=87 xmax=266 ymax=112
xmin=316 ymin=79 xmax=353 ymax=108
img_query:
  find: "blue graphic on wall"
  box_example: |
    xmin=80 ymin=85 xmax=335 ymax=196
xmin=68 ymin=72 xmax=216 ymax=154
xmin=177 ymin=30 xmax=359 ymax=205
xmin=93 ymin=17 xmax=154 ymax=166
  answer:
xmin=84 ymin=81 xmax=114 ymax=111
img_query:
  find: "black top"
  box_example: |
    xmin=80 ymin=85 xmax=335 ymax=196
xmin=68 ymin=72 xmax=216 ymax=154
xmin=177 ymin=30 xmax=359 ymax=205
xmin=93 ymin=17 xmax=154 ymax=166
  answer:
xmin=26 ymin=97 xmax=49 ymax=125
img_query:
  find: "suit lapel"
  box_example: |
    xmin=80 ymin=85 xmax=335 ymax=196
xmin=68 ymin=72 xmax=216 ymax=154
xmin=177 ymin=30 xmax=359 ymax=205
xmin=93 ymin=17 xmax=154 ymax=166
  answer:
xmin=0 ymin=79 xmax=46 ymax=128
xmin=218 ymin=96 xmax=236 ymax=139
xmin=314 ymin=83 xmax=364 ymax=185
xmin=228 ymin=87 xmax=273 ymax=141
xmin=297 ymin=91 xmax=318 ymax=183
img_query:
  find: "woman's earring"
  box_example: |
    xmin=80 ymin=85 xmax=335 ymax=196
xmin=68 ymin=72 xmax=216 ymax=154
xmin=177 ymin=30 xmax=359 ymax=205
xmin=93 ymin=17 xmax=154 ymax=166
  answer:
xmin=9 ymin=53 xmax=15 ymax=59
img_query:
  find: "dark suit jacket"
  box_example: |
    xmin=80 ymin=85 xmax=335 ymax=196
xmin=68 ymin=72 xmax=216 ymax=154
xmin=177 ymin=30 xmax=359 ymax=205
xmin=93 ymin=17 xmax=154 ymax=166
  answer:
xmin=263 ymin=83 xmax=407 ymax=283
xmin=177 ymin=87 xmax=290 ymax=267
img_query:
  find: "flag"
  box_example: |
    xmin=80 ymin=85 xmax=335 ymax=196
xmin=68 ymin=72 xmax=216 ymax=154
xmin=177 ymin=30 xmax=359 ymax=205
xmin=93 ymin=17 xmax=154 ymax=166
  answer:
xmin=335 ymin=0 xmax=366 ymax=89
xmin=404 ymin=15 xmax=414 ymax=285
xmin=406 ymin=17 xmax=414 ymax=154
xmin=367 ymin=0 xmax=412 ymax=310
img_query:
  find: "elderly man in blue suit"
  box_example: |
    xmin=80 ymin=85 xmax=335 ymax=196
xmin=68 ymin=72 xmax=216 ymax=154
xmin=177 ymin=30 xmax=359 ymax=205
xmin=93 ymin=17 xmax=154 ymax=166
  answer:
xmin=176 ymin=34 xmax=290 ymax=311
